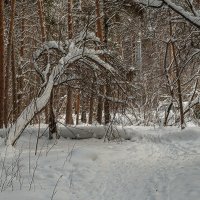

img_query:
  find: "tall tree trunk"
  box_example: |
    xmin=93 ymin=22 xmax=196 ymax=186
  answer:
xmin=17 ymin=0 xmax=25 ymax=117
xmin=88 ymin=77 xmax=96 ymax=124
xmin=37 ymin=0 xmax=49 ymax=124
xmin=104 ymin=79 xmax=110 ymax=124
xmin=81 ymin=92 xmax=87 ymax=123
xmin=75 ymin=91 xmax=80 ymax=125
xmin=0 ymin=0 xmax=4 ymax=128
xmin=65 ymin=0 xmax=74 ymax=125
xmin=169 ymin=14 xmax=184 ymax=129
xmin=95 ymin=0 xmax=104 ymax=124
xmin=65 ymin=86 xmax=73 ymax=124
xmin=11 ymin=41 xmax=17 ymax=122
xmin=96 ymin=85 xmax=104 ymax=124
xmin=172 ymin=42 xmax=185 ymax=129
xmin=37 ymin=0 xmax=46 ymax=42
xmin=5 ymin=0 xmax=16 ymax=127
xmin=103 ymin=0 xmax=110 ymax=124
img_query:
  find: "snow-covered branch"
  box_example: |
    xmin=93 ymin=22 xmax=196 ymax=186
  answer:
xmin=7 ymin=33 xmax=115 ymax=146
xmin=136 ymin=0 xmax=200 ymax=29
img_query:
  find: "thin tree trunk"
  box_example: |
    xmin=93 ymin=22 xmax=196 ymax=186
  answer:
xmin=104 ymin=79 xmax=110 ymax=124
xmin=75 ymin=91 xmax=80 ymax=125
xmin=172 ymin=42 xmax=185 ymax=129
xmin=5 ymin=0 xmax=16 ymax=127
xmin=49 ymin=89 xmax=58 ymax=139
xmin=11 ymin=41 xmax=17 ymax=122
xmin=65 ymin=87 xmax=73 ymax=124
xmin=103 ymin=0 xmax=110 ymax=124
xmin=169 ymin=15 xmax=184 ymax=129
xmin=37 ymin=0 xmax=46 ymax=42
xmin=88 ymin=77 xmax=96 ymax=124
xmin=65 ymin=0 xmax=74 ymax=125
xmin=37 ymin=0 xmax=49 ymax=124
xmin=0 ymin=0 xmax=4 ymax=128
xmin=17 ymin=1 xmax=25 ymax=117
xmin=97 ymin=85 xmax=104 ymax=124
xmin=95 ymin=0 xmax=104 ymax=124
xmin=81 ymin=93 xmax=87 ymax=123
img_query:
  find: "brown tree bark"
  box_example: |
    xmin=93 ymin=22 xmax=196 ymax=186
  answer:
xmin=103 ymin=0 xmax=110 ymax=125
xmin=17 ymin=1 xmax=25 ymax=116
xmin=65 ymin=0 xmax=74 ymax=125
xmin=0 ymin=0 xmax=4 ymax=128
xmin=49 ymin=88 xmax=59 ymax=139
xmin=11 ymin=41 xmax=17 ymax=122
xmin=37 ymin=0 xmax=49 ymax=124
xmin=170 ymin=14 xmax=184 ymax=129
xmin=75 ymin=91 xmax=80 ymax=125
xmin=37 ymin=0 xmax=46 ymax=42
xmin=5 ymin=0 xmax=16 ymax=127
xmin=95 ymin=0 xmax=104 ymax=124
xmin=88 ymin=77 xmax=96 ymax=124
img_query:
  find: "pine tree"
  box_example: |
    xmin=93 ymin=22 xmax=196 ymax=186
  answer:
xmin=0 ymin=0 xmax=5 ymax=128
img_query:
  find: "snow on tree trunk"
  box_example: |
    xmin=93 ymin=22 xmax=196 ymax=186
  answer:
xmin=8 ymin=73 xmax=54 ymax=145
xmin=7 ymin=35 xmax=115 ymax=145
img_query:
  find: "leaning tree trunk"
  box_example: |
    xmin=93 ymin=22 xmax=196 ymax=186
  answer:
xmin=0 ymin=0 xmax=4 ymax=128
xmin=7 ymin=34 xmax=115 ymax=146
xmin=8 ymin=75 xmax=54 ymax=146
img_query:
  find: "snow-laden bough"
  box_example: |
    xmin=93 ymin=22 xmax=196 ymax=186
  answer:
xmin=7 ymin=32 xmax=115 ymax=146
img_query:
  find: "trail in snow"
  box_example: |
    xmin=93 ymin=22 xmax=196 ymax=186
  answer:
xmin=0 ymin=126 xmax=200 ymax=200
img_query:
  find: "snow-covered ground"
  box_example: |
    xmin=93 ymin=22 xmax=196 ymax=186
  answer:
xmin=0 ymin=125 xmax=200 ymax=200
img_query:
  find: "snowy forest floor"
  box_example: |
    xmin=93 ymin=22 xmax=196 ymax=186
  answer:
xmin=0 ymin=125 xmax=200 ymax=200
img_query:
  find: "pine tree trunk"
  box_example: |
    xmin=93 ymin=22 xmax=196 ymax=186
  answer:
xmin=5 ymin=0 xmax=16 ymax=127
xmin=49 ymin=89 xmax=59 ymax=139
xmin=65 ymin=0 xmax=74 ymax=125
xmin=17 ymin=1 xmax=25 ymax=117
xmin=11 ymin=41 xmax=17 ymax=122
xmin=97 ymin=85 xmax=104 ymax=124
xmin=81 ymin=95 xmax=87 ymax=123
xmin=95 ymin=0 xmax=104 ymax=124
xmin=65 ymin=87 xmax=73 ymax=124
xmin=75 ymin=91 xmax=80 ymax=125
xmin=0 ymin=0 xmax=4 ymax=128
xmin=88 ymin=77 xmax=96 ymax=124
xmin=37 ymin=0 xmax=49 ymax=124
xmin=103 ymin=0 xmax=110 ymax=125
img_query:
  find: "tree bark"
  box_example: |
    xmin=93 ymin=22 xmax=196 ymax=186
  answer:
xmin=5 ymin=0 xmax=16 ymax=127
xmin=0 ymin=0 xmax=4 ymax=128
xmin=95 ymin=0 xmax=104 ymax=124
xmin=49 ymin=88 xmax=59 ymax=139
xmin=75 ymin=91 xmax=80 ymax=125
xmin=37 ymin=0 xmax=49 ymax=124
xmin=65 ymin=0 xmax=74 ymax=125
xmin=103 ymin=0 xmax=110 ymax=125
xmin=17 ymin=0 xmax=25 ymax=117
xmin=11 ymin=41 xmax=17 ymax=122
xmin=88 ymin=77 xmax=96 ymax=124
